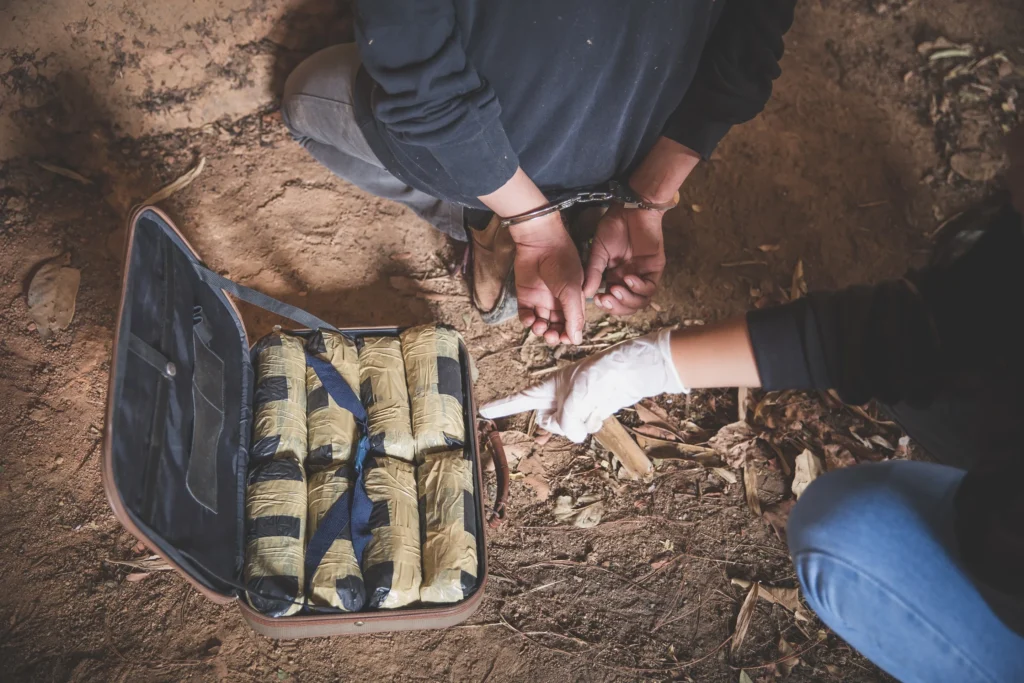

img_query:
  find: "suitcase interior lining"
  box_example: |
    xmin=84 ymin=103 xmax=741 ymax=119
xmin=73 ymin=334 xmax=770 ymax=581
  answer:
xmin=110 ymin=212 xmax=250 ymax=596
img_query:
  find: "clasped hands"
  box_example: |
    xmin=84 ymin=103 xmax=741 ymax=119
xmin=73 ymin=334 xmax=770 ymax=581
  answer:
xmin=512 ymin=202 xmax=667 ymax=346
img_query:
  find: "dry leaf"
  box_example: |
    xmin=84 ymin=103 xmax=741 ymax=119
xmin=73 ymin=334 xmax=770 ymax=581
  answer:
xmin=573 ymin=502 xmax=605 ymax=528
xmin=523 ymin=473 xmax=551 ymax=501
xmin=731 ymin=582 xmax=760 ymax=657
xmin=824 ymin=444 xmax=856 ymax=471
xmin=649 ymin=558 xmax=671 ymax=570
xmin=869 ymin=435 xmax=896 ymax=451
xmin=790 ymin=259 xmax=807 ymax=301
xmin=743 ymin=461 xmax=762 ymax=516
xmin=709 ymin=421 xmax=765 ymax=468
xmin=552 ymin=496 xmax=604 ymax=527
xmin=777 ymin=636 xmax=800 ymax=677
xmin=143 ymin=157 xmax=207 ymax=204
xmin=711 ymin=467 xmax=738 ymax=484
xmin=762 ymin=499 xmax=795 ymax=542
xmin=739 ymin=672 xmax=754 ymax=683
xmin=499 ymin=430 xmax=535 ymax=470
xmin=126 ymin=572 xmax=153 ymax=582
xmin=825 ymin=664 xmax=840 ymax=676
xmin=36 ymin=161 xmax=93 ymax=185
xmin=595 ymin=415 xmax=653 ymax=481
xmin=792 ymin=449 xmax=824 ymax=499
xmin=27 ymin=257 xmax=81 ymax=333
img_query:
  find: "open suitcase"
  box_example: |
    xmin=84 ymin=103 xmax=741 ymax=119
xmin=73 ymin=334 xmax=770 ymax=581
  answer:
xmin=101 ymin=206 xmax=507 ymax=639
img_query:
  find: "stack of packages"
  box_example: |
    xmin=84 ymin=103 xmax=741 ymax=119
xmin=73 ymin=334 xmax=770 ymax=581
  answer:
xmin=401 ymin=325 xmax=479 ymax=604
xmin=358 ymin=337 xmax=422 ymax=609
xmin=244 ymin=325 xmax=478 ymax=615
xmin=305 ymin=330 xmax=365 ymax=612
xmin=245 ymin=333 xmax=308 ymax=617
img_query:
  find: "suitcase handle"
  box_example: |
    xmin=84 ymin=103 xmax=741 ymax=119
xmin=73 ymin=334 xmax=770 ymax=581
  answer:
xmin=485 ymin=430 xmax=510 ymax=528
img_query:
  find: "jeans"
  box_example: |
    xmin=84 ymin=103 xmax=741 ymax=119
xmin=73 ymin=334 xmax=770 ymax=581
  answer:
xmin=280 ymin=43 xmax=468 ymax=241
xmin=788 ymin=460 xmax=1024 ymax=682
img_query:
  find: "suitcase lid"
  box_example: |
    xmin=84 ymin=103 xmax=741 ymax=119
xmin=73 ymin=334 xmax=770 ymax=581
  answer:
xmin=102 ymin=207 xmax=343 ymax=601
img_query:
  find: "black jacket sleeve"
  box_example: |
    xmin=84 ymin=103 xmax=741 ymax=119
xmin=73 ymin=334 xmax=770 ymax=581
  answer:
xmin=354 ymin=0 xmax=518 ymax=197
xmin=664 ymin=0 xmax=796 ymax=159
xmin=746 ymin=281 xmax=942 ymax=406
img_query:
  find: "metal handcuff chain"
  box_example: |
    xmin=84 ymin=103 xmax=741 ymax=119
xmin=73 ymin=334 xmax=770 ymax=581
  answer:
xmin=497 ymin=181 xmax=679 ymax=230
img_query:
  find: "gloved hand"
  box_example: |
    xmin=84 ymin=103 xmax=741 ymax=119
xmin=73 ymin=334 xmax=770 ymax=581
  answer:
xmin=479 ymin=328 xmax=688 ymax=442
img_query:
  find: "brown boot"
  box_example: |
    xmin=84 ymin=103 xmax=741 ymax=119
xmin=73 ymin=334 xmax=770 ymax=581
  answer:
xmin=469 ymin=215 xmax=518 ymax=324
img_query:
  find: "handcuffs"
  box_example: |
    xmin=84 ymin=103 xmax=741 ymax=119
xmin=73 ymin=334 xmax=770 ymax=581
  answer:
xmin=497 ymin=181 xmax=680 ymax=230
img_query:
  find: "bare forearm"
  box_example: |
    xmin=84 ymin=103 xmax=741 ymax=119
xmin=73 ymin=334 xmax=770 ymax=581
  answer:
xmin=670 ymin=317 xmax=761 ymax=389
xmin=629 ymin=136 xmax=702 ymax=204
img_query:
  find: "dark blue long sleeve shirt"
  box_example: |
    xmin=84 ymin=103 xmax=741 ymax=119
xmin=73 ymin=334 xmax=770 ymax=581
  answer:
xmin=352 ymin=0 xmax=795 ymax=207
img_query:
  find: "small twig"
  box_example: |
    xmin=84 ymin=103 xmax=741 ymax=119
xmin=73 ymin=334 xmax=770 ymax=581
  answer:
xmin=652 ymin=593 xmax=707 ymax=632
xmin=730 ymin=638 xmax=825 ymax=672
xmin=498 ymin=613 xmax=591 ymax=655
xmin=519 ymin=579 xmax=569 ymax=596
xmin=856 ymin=200 xmax=889 ymax=208
xmin=720 ymin=260 xmax=768 ymax=268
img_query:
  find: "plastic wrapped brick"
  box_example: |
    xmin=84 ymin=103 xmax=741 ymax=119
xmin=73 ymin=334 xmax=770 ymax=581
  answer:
xmin=306 ymin=330 xmax=360 ymax=472
xmin=417 ymin=450 xmax=479 ymax=604
xmin=306 ymin=465 xmax=366 ymax=612
xmin=245 ymin=459 xmax=306 ymax=616
xmin=251 ymin=332 xmax=308 ymax=466
xmin=400 ymin=324 xmax=465 ymax=455
xmin=361 ymin=455 xmax=422 ymax=609
xmin=358 ymin=336 xmax=415 ymax=462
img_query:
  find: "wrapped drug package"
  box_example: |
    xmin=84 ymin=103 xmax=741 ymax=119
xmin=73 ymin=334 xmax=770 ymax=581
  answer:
xmin=417 ymin=450 xmax=479 ymax=603
xmin=401 ymin=324 xmax=479 ymax=604
xmin=361 ymin=455 xmax=422 ymax=609
xmin=245 ymin=459 xmax=307 ymax=617
xmin=358 ymin=336 xmax=421 ymax=608
xmin=245 ymin=332 xmax=309 ymax=615
xmin=358 ymin=336 xmax=415 ymax=463
xmin=400 ymin=324 xmax=466 ymax=453
xmin=305 ymin=330 xmax=365 ymax=612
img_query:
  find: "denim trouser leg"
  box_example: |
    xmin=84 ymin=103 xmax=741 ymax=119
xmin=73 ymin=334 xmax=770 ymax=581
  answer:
xmin=280 ymin=43 xmax=466 ymax=241
xmin=788 ymin=460 xmax=1024 ymax=683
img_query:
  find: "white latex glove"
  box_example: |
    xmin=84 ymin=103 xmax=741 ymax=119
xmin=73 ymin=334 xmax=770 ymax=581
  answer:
xmin=479 ymin=328 xmax=688 ymax=442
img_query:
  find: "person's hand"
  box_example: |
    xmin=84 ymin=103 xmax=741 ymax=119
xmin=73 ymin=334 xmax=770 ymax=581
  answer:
xmin=479 ymin=328 xmax=687 ymax=442
xmin=583 ymin=205 xmax=666 ymax=315
xmin=511 ymin=214 xmax=586 ymax=345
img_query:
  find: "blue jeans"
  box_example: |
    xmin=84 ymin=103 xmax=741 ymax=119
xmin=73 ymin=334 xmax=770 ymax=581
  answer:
xmin=788 ymin=460 xmax=1024 ymax=682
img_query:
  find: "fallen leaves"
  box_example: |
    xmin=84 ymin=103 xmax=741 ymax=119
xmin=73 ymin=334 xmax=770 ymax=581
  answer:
xmin=731 ymin=578 xmax=811 ymax=622
xmin=791 ymin=449 xmax=824 ymax=499
xmin=777 ymin=635 xmax=800 ymax=677
xmin=950 ymin=150 xmax=1008 ymax=182
xmin=143 ymin=157 xmax=206 ymax=205
xmin=36 ymin=161 xmax=93 ymax=185
xmin=108 ymin=554 xmax=172 ymax=581
xmin=711 ymin=466 xmax=738 ymax=485
xmin=552 ymin=495 xmax=605 ymax=528
xmin=594 ymin=415 xmax=654 ymax=481
xmin=730 ymin=582 xmax=759 ymax=658
xmin=27 ymin=254 xmax=81 ymax=334
xmin=709 ymin=421 xmax=764 ymax=468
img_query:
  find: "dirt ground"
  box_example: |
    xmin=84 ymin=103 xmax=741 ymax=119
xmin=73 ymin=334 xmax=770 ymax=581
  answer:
xmin=2 ymin=0 xmax=1023 ymax=681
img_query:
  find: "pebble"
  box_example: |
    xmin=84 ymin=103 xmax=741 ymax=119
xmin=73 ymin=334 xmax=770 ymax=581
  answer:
xmin=27 ymin=322 xmax=37 ymax=332
xmin=55 ymin=457 xmax=64 ymax=465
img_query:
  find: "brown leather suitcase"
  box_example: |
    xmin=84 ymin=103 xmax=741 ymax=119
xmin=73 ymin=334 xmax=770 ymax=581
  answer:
xmin=102 ymin=206 xmax=505 ymax=638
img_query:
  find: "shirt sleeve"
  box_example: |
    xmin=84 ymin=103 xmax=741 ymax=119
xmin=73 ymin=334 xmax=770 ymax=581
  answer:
xmin=354 ymin=0 xmax=518 ymax=197
xmin=745 ymin=281 xmax=942 ymax=407
xmin=663 ymin=0 xmax=796 ymax=159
